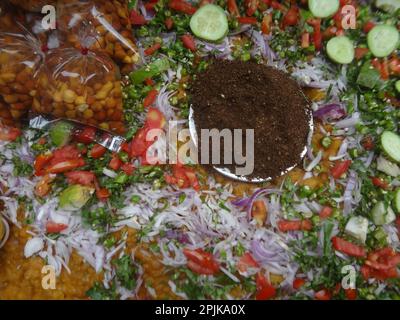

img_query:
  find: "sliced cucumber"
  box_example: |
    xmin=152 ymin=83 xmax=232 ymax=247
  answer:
xmin=356 ymin=61 xmax=381 ymax=89
xmin=396 ymin=80 xmax=400 ymax=93
xmin=395 ymin=188 xmax=400 ymax=213
xmin=377 ymin=155 xmax=400 ymax=177
xmin=326 ymin=36 xmax=355 ymax=64
xmin=371 ymin=201 xmax=396 ymax=225
xmin=381 ymin=131 xmax=400 ymax=163
xmin=190 ymin=4 xmax=228 ymax=42
xmin=308 ymin=0 xmax=340 ymax=18
xmin=375 ymin=0 xmax=400 ymax=12
xmin=50 ymin=121 xmax=74 ymax=147
xmin=345 ymin=216 xmax=369 ymax=243
xmin=367 ymin=24 xmax=399 ymax=58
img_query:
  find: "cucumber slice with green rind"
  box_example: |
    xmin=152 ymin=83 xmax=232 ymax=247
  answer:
xmin=381 ymin=131 xmax=400 ymax=163
xmin=190 ymin=4 xmax=228 ymax=42
xmin=308 ymin=0 xmax=340 ymax=18
xmin=395 ymin=188 xmax=400 ymax=213
xmin=367 ymin=25 xmax=399 ymax=58
xmin=50 ymin=121 xmax=74 ymax=147
xmin=326 ymin=36 xmax=355 ymax=64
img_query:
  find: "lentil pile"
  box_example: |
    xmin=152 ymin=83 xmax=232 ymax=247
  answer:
xmin=190 ymin=60 xmax=312 ymax=180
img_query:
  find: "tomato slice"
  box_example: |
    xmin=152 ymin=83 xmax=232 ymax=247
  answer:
xmin=261 ymin=13 xmax=272 ymax=35
xmin=363 ymin=21 xmax=376 ymax=33
xmin=46 ymin=221 xmax=68 ymax=234
xmin=307 ymin=18 xmax=322 ymax=51
xmin=168 ymin=0 xmax=197 ymax=15
xmin=109 ymin=154 xmax=123 ymax=171
xmin=345 ymin=288 xmax=357 ymax=300
xmin=89 ymin=144 xmax=107 ymax=159
xmin=282 ymin=5 xmax=299 ymax=29
xmin=256 ymin=272 xmax=276 ymax=300
xmin=35 ymin=174 xmax=54 ymax=197
xmin=96 ymin=188 xmax=110 ymax=202
xmin=74 ymin=126 xmax=96 ymax=144
xmin=144 ymin=43 xmax=161 ymax=56
xmin=165 ymin=17 xmax=174 ymax=30
xmin=0 ymin=126 xmax=21 ymax=141
xmin=319 ymin=206 xmax=333 ymax=219
xmin=51 ymin=145 xmax=81 ymax=164
xmin=130 ymin=9 xmax=147 ymax=25
xmin=371 ymin=177 xmax=389 ymax=189
xmin=121 ymin=163 xmax=135 ymax=176
xmin=251 ymin=200 xmax=267 ymax=226
xmin=293 ymin=278 xmax=306 ymax=290
xmin=227 ymin=0 xmax=240 ymax=16
xmin=130 ymin=127 xmax=152 ymax=157
xmin=314 ymin=289 xmax=331 ymax=300
xmin=34 ymin=153 xmax=54 ymax=176
xmin=331 ymin=236 xmax=366 ymax=258
xmin=146 ymin=107 xmax=167 ymax=129
xmin=245 ymin=0 xmax=259 ymax=16
xmin=181 ymin=34 xmax=196 ymax=52
xmin=46 ymin=159 xmax=85 ymax=174
xmin=237 ymin=252 xmax=259 ymax=273
xmin=183 ymin=248 xmax=219 ymax=275
xmin=355 ymin=47 xmax=369 ymax=60
xmin=65 ymin=171 xmax=95 ymax=186
xmin=237 ymin=16 xmax=258 ymax=24
xmin=277 ymin=219 xmax=313 ymax=232
xmin=143 ymin=89 xmax=159 ymax=108
xmin=331 ymin=160 xmax=351 ymax=179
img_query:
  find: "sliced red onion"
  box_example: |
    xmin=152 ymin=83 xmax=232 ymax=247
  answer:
xmin=335 ymin=112 xmax=360 ymax=129
xmin=305 ymin=150 xmax=322 ymax=172
xmin=313 ymin=104 xmax=346 ymax=121
xmin=165 ymin=229 xmax=191 ymax=244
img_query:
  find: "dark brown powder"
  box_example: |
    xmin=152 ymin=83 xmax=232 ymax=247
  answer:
xmin=190 ymin=59 xmax=311 ymax=181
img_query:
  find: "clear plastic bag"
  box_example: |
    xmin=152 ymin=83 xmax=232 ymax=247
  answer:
xmin=9 ymin=0 xmax=57 ymax=13
xmin=57 ymin=0 xmax=140 ymax=74
xmin=25 ymin=12 xmax=61 ymax=50
xmin=0 ymin=24 xmax=44 ymax=121
xmin=0 ymin=97 xmax=15 ymax=127
xmin=0 ymin=1 xmax=25 ymax=32
xmin=33 ymin=33 xmax=126 ymax=134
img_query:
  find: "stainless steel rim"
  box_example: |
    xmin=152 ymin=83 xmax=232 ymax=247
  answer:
xmin=0 ymin=217 xmax=10 ymax=249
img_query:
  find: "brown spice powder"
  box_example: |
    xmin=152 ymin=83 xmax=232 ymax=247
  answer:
xmin=190 ymin=59 xmax=311 ymax=181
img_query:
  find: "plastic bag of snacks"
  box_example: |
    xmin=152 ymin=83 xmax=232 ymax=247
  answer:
xmin=0 ymin=97 xmax=15 ymax=127
xmin=33 ymin=33 xmax=126 ymax=134
xmin=57 ymin=0 xmax=139 ymax=74
xmin=9 ymin=0 xmax=57 ymax=13
xmin=25 ymin=12 xmax=60 ymax=50
xmin=0 ymin=1 xmax=25 ymax=31
xmin=0 ymin=24 xmax=44 ymax=121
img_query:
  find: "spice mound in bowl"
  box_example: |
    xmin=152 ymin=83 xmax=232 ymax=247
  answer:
xmin=190 ymin=59 xmax=312 ymax=182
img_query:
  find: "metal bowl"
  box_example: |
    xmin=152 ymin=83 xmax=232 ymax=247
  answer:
xmin=188 ymin=106 xmax=314 ymax=183
xmin=0 ymin=217 xmax=10 ymax=249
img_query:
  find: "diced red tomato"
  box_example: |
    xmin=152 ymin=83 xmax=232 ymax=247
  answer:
xmin=121 ymin=163 xmax=135 ymax=176
xmin=314 ymin=288 xmax=331 ymax=300
xmin=144 ymin=0 xmax=158 ymax=10
xmin=145 ymin=78 xmax=155 ymax=86
xmin=165 ymin=163 xmax=200 ymax=191
xmin=181 ymin=34 xmax=196 ymax=52
xmin=269 ymin=0 xmax=285 ymax=11
xmin=227 ymin=0 xmax=240 ymax=16
xmin=144 ymin=43 xmax=161 ymax=56
xmin=237 ymin=252 xmax=259 ymax=273
xmin=389 ymin=57 xmax=400 ymax=75
xmin=74 ymin=127 xmax=96 ymax=144
xmin=380 ymin=58 xmax=390 ymax=80
xmin=371 ymin=177 xmax=389 ymax=189
xmin=251 ymin=200 xmax=267 ymax=226
xmin=165 ymin=17 xmax=174 ymax=30
xmin=89 ymin=144 xmax=107 ymax=159
xmin=51 ymin=145 xmax=82 ymax=163
xmin=307 ymin=18 xmax=322 ymax=51
xmin=46 ymin=159 xmax=85 ymax=174
xmin=322 ymin=26 xmax=338 ymax=40
xmin=355 ymin=47 xmax=369 ymax=60
xmin=65 ymin=171 xmax=95 ymax=186
xmin=109 ymin=154 xmax=123 ymax=171
xmin=0 ymin=126 xmax=21 ymax=141
xmin=361 ymin=248 xmax=400 ymax=280
xmin=46 ymin=221 xmax=68 ymax=234
xmin=143 ymin=89 xmax=159 ymax=108
xmin=261 ymin=13 xmax=272 ymax=35
xmin=146 ymin=107 xmax=167 ymax=129
xmin=245 ymin=0 xmax=259 ymax=16
xmin=345 ymin=288 xmax=357 ymax=300
xmin=34 ymin=153 xmax=54 ymax=176
xmin=331 ymin=236 xmax=366 ymax=258
xmin=282 ymin=5 xmax=299 ymax=29
xmin=363 ymin=21 xmax=376 ymax=33
xmin=96 ymin=187 xmax=110 ymax=202
xmin=130 ymin=127 xmax=151 ymax=157
xmin=237 ymin=17 xmax=258 ymax=24
xmin=361 ymin=135 xmax=374 ymax=150
xmin=293 ymin=278 xmax=306 ymax=290
xmin=319 ymin=206 xmax=333 ymax=219
xmin=256 ymin=272 xmax=276 ymax=300
xmin=168 ymin=0 xmax=197 ymax=15
xmin=331 ymin=160 xmax=351 ymax=179
xmin=183 ymin=248 xmax=219 ymax=275
xmin=130 ymin=9 xmax=147 ymax=25
xmin=277 ymin=219 xmax=313 ymax=232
